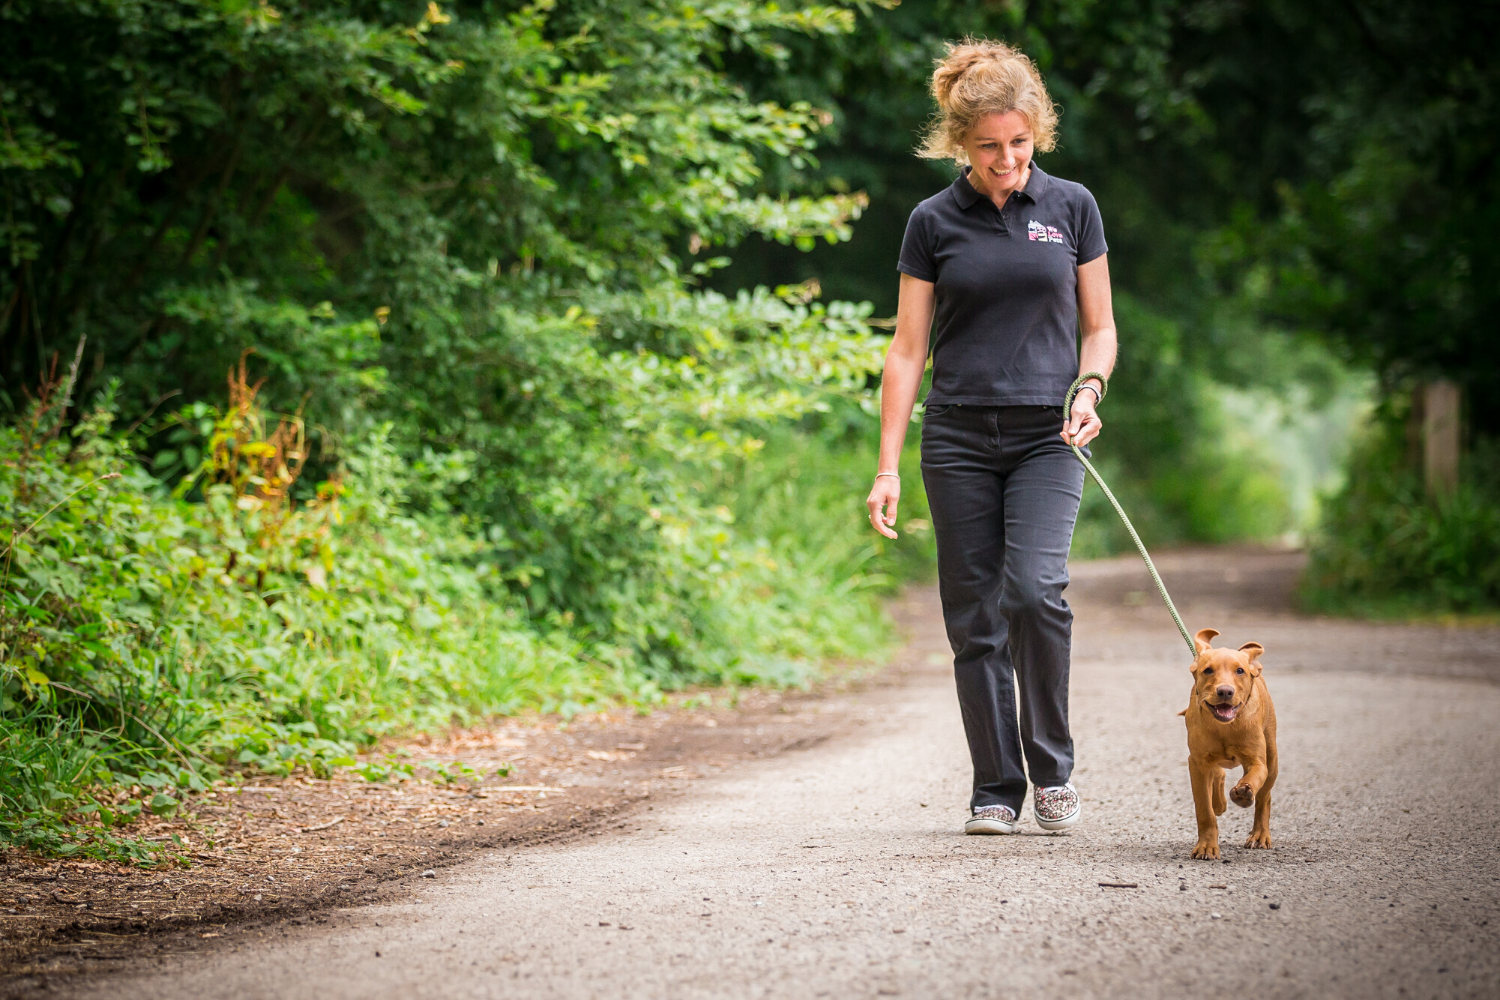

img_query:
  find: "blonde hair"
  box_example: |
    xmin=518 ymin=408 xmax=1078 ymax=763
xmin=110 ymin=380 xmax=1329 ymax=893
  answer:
xmin=919 ymin=38 xmax=1059 ymax=162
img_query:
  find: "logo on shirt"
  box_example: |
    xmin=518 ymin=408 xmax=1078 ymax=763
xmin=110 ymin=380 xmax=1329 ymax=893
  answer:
xmin=1027 ymin=220 xmax=1065 ymax=244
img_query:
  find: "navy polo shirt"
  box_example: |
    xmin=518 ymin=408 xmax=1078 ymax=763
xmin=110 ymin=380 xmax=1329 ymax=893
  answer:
xmin=897 ymin=163 xmax=1108 ymax=407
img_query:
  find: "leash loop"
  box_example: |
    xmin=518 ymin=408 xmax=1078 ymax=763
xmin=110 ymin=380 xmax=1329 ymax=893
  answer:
xmin=1064 ymin=375 xmax=1197 ymax=661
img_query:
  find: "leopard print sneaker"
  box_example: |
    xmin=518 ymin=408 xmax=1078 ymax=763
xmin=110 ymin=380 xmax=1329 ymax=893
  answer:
xmin=1033 ymin=783 xmax=1081 ymax=831
xmin=964 ymin=804 xmax=1018 ymax=835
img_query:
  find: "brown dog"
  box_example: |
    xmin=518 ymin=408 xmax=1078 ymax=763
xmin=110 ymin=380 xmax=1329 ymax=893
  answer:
xmin=1180 ymin=628 xmax=1277 ymax=860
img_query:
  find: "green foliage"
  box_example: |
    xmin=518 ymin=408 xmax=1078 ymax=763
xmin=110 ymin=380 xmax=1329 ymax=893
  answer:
xmin=0 ymin=0 xmax=898 ymax=659
xmin=0 ymin=0 xmax=870 ymax=410
xmin=1196 ymin=3 xmax=1500 ymax=433
xmin=709 ymin=406 xmax=936 ymax=680
xmin=1303 ymin=406 xmax=1500 ymax=615
xmin=0 ymin=372 xmax=912 ymax=857
xmin=1 ymin=0 xmax=926 ymax=859
xmin=1070 ymin=294 xmax=1290 ymax=558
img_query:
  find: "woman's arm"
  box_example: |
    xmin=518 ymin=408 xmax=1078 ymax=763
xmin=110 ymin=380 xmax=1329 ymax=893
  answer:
xmin=867 ymin=273 xmax=935 ymax=539
xmin=1062 ymin=253 xmax=1118 ymax=448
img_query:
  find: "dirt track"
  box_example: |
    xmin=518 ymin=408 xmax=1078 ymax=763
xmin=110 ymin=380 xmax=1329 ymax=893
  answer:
xmin=44 ymin=549 xmax=1500 ymax=998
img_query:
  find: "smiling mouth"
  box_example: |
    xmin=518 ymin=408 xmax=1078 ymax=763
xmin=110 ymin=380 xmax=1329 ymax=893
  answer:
xmin=1206 ymin=701 xmax=1239 ymax=723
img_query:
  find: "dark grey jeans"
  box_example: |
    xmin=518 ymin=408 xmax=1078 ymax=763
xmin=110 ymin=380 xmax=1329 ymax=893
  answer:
xmin=920 ymin=404 xmax=1086 ymax=815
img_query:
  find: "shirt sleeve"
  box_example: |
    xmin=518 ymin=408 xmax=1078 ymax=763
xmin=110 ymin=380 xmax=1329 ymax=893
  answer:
xmin=1075 ymin=187 xmax=1108 ymax=265
xmin=896 ymin=203 xmax=937 ymax=282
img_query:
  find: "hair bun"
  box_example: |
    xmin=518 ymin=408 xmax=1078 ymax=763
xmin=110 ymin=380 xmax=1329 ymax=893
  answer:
xmin=919 ymin=37 xmax=1059 ymax=161
xmin=931 ymin=39 xmax=1021 ymax=112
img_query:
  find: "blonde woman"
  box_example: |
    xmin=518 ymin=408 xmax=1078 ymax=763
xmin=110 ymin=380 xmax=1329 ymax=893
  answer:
xmin=867 ymin=39 xmax=1117 ymax=835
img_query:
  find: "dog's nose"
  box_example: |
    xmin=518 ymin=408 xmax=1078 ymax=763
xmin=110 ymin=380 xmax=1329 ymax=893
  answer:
xmin=1215 ymin=685 xmax=1235 ymax=701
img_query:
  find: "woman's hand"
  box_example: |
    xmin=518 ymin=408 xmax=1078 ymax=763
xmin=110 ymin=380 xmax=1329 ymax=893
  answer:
xmin=867 ymin=475 xmax=901 ymax=539
xmin=1061 ymin=390 xmax=1103 ymax=448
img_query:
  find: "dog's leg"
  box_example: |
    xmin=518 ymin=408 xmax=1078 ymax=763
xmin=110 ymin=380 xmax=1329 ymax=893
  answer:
xmin=1189 ymin=758 xmax=1220 ymax=860
xmin=1245 ymin=740 xmax=1277 ymax=849
xmin=1245 ymin=789 xmax=1273 ymax=849
xmin=1211 ymin=769 xmax=1226 ymax=816
xmin=1230 ymin=758 xmax=1268 ymax=809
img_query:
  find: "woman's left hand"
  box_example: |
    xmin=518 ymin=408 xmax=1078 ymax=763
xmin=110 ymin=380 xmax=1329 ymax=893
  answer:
xmin=1061 ymin=391 xmax=1102 ymax=448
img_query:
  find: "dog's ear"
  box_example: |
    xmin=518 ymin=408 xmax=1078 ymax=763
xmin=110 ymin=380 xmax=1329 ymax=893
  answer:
xmin=1239 ymin=641 xmax=1264 ymax=674
xmin=1194 ymin=628 xmax=1220 ymax=655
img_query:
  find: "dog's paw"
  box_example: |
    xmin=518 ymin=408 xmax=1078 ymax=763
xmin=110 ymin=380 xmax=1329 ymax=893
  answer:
xmin=1191 ymin=839 xmax=1221 ymax=860
xmin=1230 ymin=782 xmax=1255 ymax=808
xmin=1243 ymin=830 xmax=1272 ymax=850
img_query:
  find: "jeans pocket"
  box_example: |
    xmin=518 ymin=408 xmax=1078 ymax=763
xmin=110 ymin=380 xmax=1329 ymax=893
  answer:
xmin=923 ymin=404 xmax=954 ymax=418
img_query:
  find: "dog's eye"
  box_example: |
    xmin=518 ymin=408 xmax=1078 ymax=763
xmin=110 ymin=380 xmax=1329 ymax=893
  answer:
xmin=1236 ymin=667 xmax=1245 ymax=674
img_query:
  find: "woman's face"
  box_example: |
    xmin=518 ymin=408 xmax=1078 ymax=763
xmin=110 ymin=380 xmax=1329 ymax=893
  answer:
xmin=962 ymin=111 xmax=1033 ymax=200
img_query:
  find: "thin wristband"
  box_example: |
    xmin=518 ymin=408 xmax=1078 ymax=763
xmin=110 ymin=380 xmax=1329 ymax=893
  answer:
xmin=1078 ymin=384 xmax=1102 ymax=404
xmin=875 ymin=472 xmax=900 ymax=480
xmin=1076 ymin=371 xmax=1109 ymax=403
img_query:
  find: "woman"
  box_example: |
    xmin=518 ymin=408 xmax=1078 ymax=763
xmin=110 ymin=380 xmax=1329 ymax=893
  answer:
xmin=866 ymin=39 xmax=1117 ymax=836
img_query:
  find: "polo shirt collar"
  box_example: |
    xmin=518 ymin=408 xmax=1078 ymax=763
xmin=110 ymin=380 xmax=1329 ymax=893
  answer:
xmin=952 ymin=162 xmax=1052 ymax=209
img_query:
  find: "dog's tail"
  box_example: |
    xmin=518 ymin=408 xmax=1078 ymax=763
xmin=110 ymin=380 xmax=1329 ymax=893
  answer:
xmin=1177 ymin=708 xmax=1187 ymax=716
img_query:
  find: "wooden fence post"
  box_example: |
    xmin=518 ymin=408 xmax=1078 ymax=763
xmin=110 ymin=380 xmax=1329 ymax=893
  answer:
xmin=1422 ymin=380 xmax=1461 ymax=498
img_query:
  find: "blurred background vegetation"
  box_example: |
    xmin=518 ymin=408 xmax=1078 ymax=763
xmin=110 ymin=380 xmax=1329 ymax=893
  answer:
xmin=2 ymin=0 xmax=1495 ymax=857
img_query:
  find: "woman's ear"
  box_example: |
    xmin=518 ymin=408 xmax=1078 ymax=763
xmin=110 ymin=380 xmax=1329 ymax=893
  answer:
xmin=1194 ymin=628 xmax=1220 ymax=655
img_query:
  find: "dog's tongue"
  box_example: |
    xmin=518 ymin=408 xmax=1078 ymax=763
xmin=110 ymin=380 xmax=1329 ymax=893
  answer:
xmin=1212 ymin=703 xmax=1237 ymax=722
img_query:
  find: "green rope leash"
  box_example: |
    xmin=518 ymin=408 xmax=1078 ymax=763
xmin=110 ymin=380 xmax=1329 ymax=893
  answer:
xmin=1064 ymin=373 xmax=1197 ymax=661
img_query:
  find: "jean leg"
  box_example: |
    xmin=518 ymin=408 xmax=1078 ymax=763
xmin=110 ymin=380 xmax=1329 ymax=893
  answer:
xmin=997 ymin=410 xmax=1085 ymax=788
xmin=920 ymin=410 xmax=1028 ymax=814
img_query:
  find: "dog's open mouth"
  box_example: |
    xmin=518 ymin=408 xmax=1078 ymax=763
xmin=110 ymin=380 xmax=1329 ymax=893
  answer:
xmin=1206 ymin=701 xmax=1239 ymax=723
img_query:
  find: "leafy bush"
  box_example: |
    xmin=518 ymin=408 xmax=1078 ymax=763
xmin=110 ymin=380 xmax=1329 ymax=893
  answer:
xmin=0 ymin=362 xmax=914 ymax=859
xmin=1303 ymin=405 xmax=1500 ymax=614
xmin=1 ymin=0 xmax=922 ymax=859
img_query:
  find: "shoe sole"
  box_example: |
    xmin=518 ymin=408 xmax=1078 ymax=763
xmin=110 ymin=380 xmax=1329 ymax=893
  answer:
xmin=964 ymin=818 xmax=1017 ymax=835
xmin=1034 ymin=807 xmax=1080 ymax=832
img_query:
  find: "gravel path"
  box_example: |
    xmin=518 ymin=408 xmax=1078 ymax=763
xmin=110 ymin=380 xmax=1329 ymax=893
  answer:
xmin=71 ymin=550 xmax=1500 ymax=999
